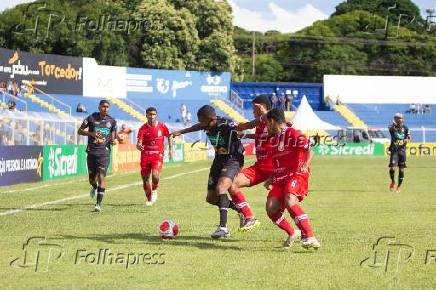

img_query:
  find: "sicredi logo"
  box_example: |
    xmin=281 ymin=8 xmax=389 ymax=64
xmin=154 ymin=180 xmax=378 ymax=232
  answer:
xmin=48 ymin=147 xmax=78 ymax=178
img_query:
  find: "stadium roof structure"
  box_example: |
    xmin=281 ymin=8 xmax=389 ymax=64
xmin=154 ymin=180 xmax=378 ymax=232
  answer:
xmin=292 ymin=96 xmax=339 ymax=130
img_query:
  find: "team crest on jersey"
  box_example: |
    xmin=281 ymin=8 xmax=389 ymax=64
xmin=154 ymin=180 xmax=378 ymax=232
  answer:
xmin=158 ymin=130 xmax=162 ymax=137
xmin=106 ymin=122 xmax=111 ymax=128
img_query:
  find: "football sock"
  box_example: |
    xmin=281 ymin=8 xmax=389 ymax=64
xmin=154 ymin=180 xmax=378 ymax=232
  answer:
xmin=218 ymin=193 xmax=229 ymax=228
xmin=267 ymin=210 xmax=294 ymax=236
xmin=96 ymin=187 xmax=105 ymax=206
xmin=287 ymin=204 xmax=313 ymax=238
xmin=231 ymin=191 xmax=254 ymax=219
xmin=228 ymin=200 xmax=240 ymax=212
xmin=398 ymin=168 xmax=405 ymax=187
xmin=143 ymin=183 xmax=152 ymax=201
xmin=389 ymin=168 xmax=395 ymax=183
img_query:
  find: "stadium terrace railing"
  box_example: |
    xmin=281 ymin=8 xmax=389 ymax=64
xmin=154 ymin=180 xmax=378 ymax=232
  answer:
xmin=32 ymin=86 xmax=72 ymax=115
xmin=1 ymin=91 xmax=28 ymax=112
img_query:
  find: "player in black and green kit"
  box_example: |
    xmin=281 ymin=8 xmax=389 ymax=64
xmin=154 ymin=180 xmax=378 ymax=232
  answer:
xmin=388 ymin=113 xmax=411 ymax=193
xmin=78 ymin=100 xmax=118 ymax=211
xmin=172 ymin=105 xmax=259 ymax=238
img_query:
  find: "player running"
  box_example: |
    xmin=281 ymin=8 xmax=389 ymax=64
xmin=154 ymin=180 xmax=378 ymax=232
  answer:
xmin=78 ymin=99 xmax=118 ymax=212
xmin=172 ymin=105 xmax=259 ymax=238
xmin=264 ymin=108 xmax=320 ymax=249
xmin=137 ymin=107 xmax=172 ymax=206
xmin=388 ymin=113 xmax=411 ymax=193
xmin=228 ymin=96 xmax=271 ymax=230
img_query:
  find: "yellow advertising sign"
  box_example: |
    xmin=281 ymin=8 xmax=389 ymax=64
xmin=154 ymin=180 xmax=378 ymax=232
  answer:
xmin=384 ymin=143 xmax=436 ymax=156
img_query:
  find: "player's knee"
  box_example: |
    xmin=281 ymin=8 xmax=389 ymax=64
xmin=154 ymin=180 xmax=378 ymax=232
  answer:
xmin=284 ymin=194 xmax=298 ymax=207
xmin=152 ymin=174 xmax=159 ymax=184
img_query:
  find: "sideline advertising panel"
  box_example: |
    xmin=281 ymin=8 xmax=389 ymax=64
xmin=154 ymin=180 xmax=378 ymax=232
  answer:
xmin=42 ymin=145 xmax=88 ymax=181
xmin=314 ymin=143 xmax=385 ymax=156
xmin=0 ymin=146 xmax=43 ymax=186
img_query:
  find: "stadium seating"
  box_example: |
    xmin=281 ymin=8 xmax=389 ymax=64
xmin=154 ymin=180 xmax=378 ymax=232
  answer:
xmin=348 ymin=104 xmax=436 ymax=142
xmin=210 ymin=99 xmax=248 ymax=123
xmin=231 ymin=82 xmax=325 ymax=110
xmin=335 ymin=104 xmax=367 ymax=128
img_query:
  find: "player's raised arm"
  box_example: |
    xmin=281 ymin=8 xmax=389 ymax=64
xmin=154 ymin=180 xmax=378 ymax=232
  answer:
xmin=171 ymin=123 xmax=205 ymax=137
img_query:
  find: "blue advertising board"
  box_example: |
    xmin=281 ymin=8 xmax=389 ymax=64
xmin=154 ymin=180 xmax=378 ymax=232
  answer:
xmin=126 ymin=68 xmax=230 ymax=100
xmin=0 ymin=146 xmax=43 ymax=186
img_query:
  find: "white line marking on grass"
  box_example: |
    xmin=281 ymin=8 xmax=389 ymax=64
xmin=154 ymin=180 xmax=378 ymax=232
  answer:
xmin=0 ymin=171 xmax=137 ymax=194
xmin=0 ymin=167 xmax=208 ymax=217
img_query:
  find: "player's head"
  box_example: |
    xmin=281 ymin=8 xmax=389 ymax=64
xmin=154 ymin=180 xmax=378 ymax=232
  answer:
xmin=197 ymin=105 xmax=217 ymax=129
xmin=146 ymin=107 xmax=158 ymax=124
xmin=99 ymin=100 xmax=110 ymax=116
xmin=252 ymin=95 xmax=271 ymax=118
xmin=266 ymin=108 xmax=286 ymax=134
xmin=393 ymin=113 xmax=404 ymax=126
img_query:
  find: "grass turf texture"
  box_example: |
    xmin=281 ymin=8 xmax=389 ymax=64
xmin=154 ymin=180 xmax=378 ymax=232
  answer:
xmin=0 ymin=157 xmax=435 ymax=289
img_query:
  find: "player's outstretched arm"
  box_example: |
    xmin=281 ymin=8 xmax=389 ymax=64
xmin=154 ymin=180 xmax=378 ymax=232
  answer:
xmin=235 ymin=119 xmax=258 ymax=131
xmin=171 ymin=123 xmax=205 ymax=137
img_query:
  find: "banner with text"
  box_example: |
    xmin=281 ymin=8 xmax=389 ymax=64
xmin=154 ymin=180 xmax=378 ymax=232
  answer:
xmin=314 ymin=143 xmax=385 ymax=156
xmin=0 ymin=146 xmax=43 ymax=186
xmin=42 ymin=145 xmax=88 ymax=181
xmin=0 ymin=48 xmax=83 ymax=94
xmin=126 ymin=67 xmax=230 ymax=100
xmin=384 ymin=143 xmax=436 ymax=156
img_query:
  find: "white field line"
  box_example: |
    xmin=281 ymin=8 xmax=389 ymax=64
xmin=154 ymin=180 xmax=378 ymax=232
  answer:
xmin=0 ymin=167 xmax=208 ymax=217
xmin=0 ymin=170 xmax=136 ymax=194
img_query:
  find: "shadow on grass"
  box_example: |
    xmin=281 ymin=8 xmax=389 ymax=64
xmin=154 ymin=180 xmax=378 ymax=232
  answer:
xmin=60 ymin=232 xmax=243 ymax=251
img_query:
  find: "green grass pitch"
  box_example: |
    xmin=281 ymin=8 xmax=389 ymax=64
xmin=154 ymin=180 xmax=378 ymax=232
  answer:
xmin=0 ymin=157 xmax=435 ymax=289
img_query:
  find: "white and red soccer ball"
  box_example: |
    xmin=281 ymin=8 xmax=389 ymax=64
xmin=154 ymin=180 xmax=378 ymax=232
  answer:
xmin=159 ymin=220 xmax=179 ymax=239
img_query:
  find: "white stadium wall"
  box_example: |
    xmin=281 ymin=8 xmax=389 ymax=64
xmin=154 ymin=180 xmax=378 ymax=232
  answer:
xmin=324 ymin=75 xmax=436 ymax=104
xmin=83 ymin=58 xmax=127 ymax=99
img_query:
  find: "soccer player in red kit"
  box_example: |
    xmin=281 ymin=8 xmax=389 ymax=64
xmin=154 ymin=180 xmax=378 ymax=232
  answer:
xmin=137 ymin=107 xmax=172 ymax=206
xmin=228 ymin=96 xmax=272 ymax=231
xmin=264 ymin=108 xmax=320 ymax=249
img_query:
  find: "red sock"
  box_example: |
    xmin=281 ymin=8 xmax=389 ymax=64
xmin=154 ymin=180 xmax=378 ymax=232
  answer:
xmin=231 ymin=191 xmax=253 ymax=219
xmin=268 ymin=210 xmax=294 ymax=236
xmin=152 ymin=182 xmax=158 ymax=191
xmin=287 ymin=204 xmax=313 ymax=238
xmin=143 ymin=183 xmax=152 ymax=201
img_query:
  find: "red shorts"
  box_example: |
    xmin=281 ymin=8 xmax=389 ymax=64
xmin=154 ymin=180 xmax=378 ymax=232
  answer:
xmin=240 ymin=163 xmax=272 ymax=186
xmin=140 ymin=157 xmax=163 ymax=177
xmin=268 ymin=174 xmax=309 ymax=205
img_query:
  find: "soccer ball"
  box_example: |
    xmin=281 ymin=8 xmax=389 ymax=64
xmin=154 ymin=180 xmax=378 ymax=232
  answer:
xmin=159 ymin=220 xmax=179 ymax=240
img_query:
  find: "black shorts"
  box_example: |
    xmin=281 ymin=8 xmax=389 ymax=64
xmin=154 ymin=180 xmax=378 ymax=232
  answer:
xmin=87 ymin=153 xmax=110 ymax=177
xmin=389 ymin=150 xmax=406 ymax=168
xmin=207 ymin=157 xmax=243 ymax=191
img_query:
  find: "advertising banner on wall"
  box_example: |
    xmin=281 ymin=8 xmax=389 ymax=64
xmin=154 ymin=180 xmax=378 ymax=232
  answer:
xmin=0 ymin=48 xmax=83 ymax=95
xmin=0 ymin=146 xmax=43 ymax=186
xmin=384 ymin=143 xmax=436 ymax=157
xmin=112 ymin=143 xmax=184 ymax=173
xmin=126 ymin=67 xmax=231 ymax=100
xmin=42 ymin=145 xmax=88 ymax=181
xmin=82 ymin=58 xmax=127 ymax=98
xmin=314 ymin=143 xmax=385 ymax=156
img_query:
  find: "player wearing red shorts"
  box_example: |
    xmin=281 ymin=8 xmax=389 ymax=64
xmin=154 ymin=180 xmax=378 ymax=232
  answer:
xmin=264 ymin=108 xmax=320 ymax=249
xmin=229 ymin=96 xmax=272 ymax=231
xmin=137 ymin=107 xmax=172 ymax=206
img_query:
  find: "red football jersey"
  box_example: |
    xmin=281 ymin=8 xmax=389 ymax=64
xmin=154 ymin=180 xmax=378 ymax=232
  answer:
xmin=254 ymin=119 xmax=273 ymax=170
xmin=137 ymin=122 xmax=170 ymax=158
xmin=270 ymin=127 xmax=309 ymax=184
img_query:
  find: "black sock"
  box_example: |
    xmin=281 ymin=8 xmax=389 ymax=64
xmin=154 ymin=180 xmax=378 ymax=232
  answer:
xmin=389 ymin=168 xmax=395 ymax=183
xmin=218 ymin=194 xmax=229 ymax=228
xmin=97 ymin=187 xmax=105 ymax=205
xmin=228 ymin=200 xmax=240 ymax=213
xmin=398 ymin=169 xmax=404 ymax=187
